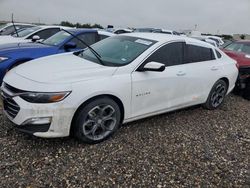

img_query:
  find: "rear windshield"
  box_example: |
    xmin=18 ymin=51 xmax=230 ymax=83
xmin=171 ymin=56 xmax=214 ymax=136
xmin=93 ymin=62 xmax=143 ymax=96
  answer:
xmin=225 ymin=42 xmax=250 ymax=55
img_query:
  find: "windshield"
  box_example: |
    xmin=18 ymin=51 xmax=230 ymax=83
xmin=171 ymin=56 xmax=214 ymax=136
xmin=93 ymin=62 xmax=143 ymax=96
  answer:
xmin=42 ymin=30 xmax=70 ymax=46
xmin=14 ymin=26 xmax=41 ymax=37
xmin=0 ymin=24 xmax=7 ymax=30
xmin=225 ymin=42 xmax=250 ymax=55
xmin=79 ymin=36 xmax=156 ymax=66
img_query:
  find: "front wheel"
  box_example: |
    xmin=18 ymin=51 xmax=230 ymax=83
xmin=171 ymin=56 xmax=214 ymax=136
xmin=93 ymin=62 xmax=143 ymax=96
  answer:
xmin=203 ymin=80 xmax=228 ymax=110
xmin=73 ymin=97 xmax=121 ymax=144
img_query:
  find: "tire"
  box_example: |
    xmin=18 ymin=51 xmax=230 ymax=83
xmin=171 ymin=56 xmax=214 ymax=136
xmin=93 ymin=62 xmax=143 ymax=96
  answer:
xmin=203 ymin=79 xmax=228 ymax=110
xmin=242 ymin=80 xmax=250 ymax=100
xmin=73 ymin=97 xmax=121 ymax=144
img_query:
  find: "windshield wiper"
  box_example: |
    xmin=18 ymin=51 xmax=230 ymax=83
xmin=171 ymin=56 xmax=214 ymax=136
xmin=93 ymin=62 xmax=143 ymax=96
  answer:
xmin=61 ymin=29 xmax=104 ymax=65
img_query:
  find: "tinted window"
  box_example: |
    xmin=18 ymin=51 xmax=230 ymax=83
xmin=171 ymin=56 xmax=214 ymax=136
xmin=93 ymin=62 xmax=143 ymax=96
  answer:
xmin=28 ymin=28 xmax=60 ymax=40
xmin=226 ymin=42 xmax=250 ymax=55
xmin=145 ymin=42 xmax=184 ymax=66
xmin=69 ymin=33 xmax=97 ymax=48
xmin=216 ymin=50 xmax=222 ymax=58
xmin=14 ymin=26 xmax=41 ymax=37
xmin=99 ymin=34 xmax=109 ymax=40
xmin=185 ymin=44 xmax=215 ymax=63
xmin=1 ymin=26 xmax=15 ymax=35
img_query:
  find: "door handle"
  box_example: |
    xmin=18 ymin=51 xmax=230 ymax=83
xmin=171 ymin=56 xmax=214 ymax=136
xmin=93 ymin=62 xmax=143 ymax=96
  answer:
xmin=176 ymin=71 xmax=186 ymax=76
xmin=211 ymin=66 xmax=219 ymax=71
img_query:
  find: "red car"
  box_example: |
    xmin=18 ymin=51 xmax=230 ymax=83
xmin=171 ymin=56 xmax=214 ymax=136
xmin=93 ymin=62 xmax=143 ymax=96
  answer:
xmin=221 ymin=40 xmax=250 ymax=99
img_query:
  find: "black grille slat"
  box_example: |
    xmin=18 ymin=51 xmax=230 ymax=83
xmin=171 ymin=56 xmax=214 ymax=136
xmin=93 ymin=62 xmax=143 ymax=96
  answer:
xmin=1 ymin=83 xmax=20 ymax=119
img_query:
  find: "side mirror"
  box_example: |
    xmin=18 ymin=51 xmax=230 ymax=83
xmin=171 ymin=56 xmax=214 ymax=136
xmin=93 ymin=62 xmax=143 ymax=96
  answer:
xmin=138 ymin=62 xmax=165 ymax=72
xmin=64 ymin=42 xmax=77 ymax=51
xmin=32 ymin=35 xmax=40 ymax=42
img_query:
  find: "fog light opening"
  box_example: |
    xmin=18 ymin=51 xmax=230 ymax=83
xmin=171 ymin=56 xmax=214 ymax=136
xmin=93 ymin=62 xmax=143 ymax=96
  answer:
xmin=22 ymin=117 xmax=52 ymax=125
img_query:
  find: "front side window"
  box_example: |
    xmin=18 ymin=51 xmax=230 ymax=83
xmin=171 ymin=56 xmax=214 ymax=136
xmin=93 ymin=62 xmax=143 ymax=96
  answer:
xmin=42 ymin=30 xmax=70 ymax=46
xmin=69 ymin=33 xmax=97 ymax=48
xmin=79 ymin=36 xmax=156 ymax=66
xmin=185 ymin=44 xmax=215 ymax=63
xmin=144 ymin=42 xmax=184 ymax=66
xmin=15 ymin=26 xmax=41 ymax=37
xmin=28 ymin=28 xmax=60 ymax=40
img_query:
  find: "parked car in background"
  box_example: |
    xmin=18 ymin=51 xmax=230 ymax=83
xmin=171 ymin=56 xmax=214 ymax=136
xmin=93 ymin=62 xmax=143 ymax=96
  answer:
xmin=134 ymin=28 xmax=180 ymax=35
xmin=221 ymin=40 xmax=250 ymax=99
xmin=0 ymin=23 xmax=35 ymax=35
xmin=0 ymin=29 xmax=114 ymax=83
xmin=207 ymin=36 xmax=224 ymax=46
xmin=0 ymin=25 xmax=71 ymax=45
xmin=114 ymin=28 xmax=133 ymax=34
xmin=191 ymin=36 xmax=219 ymax=47
xmin=1 ymin=33 xmax=238 ymax=143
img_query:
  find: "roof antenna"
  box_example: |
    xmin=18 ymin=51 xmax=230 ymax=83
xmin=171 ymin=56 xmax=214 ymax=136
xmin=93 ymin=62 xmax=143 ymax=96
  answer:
xmin=11 ymin=13 xmax=19 ymax=37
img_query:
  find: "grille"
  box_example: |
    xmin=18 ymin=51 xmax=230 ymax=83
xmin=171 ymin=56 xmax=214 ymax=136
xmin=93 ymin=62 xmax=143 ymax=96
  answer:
xmin=1 ymin=84 xmax=20 ymax=119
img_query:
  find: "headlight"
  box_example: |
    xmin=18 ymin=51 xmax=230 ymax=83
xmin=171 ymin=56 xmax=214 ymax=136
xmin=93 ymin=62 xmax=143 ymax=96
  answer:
xmin=0 ymin=57 xmax=8 ymax=62
xmin=19 ymin=91 xmax=71 ymax=103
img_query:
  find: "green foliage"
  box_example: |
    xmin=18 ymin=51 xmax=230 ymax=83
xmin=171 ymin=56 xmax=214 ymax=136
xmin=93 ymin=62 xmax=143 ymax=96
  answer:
xmin=221 ymin=35 xmax=233 ymax=40
xmin=240 ymin=34 xmax=246 ymax=40
xmin=60 ymin=21 xmax=103 ymax=29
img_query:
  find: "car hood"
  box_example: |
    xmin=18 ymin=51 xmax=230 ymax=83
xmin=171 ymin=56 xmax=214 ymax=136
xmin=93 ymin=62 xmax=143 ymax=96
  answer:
xmin=13 ymin=53 xmax=118 ymax=84
xmin=0 ymin=35 xmax=26 ymax=45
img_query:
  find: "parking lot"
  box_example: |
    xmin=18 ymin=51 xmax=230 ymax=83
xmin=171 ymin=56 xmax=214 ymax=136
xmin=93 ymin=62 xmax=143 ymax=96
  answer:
xmin=0 ymin=94 xmax=249 ymax=187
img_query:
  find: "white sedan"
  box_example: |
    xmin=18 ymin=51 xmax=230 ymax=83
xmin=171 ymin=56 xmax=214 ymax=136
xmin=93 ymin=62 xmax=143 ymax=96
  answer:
xmin=1 ymin=33 xmax=238 ymax=144
xmin=0 ymin=25 xmax=71 ymax=45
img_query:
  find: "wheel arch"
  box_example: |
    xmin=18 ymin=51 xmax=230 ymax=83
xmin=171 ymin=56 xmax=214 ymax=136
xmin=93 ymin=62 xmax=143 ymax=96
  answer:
xmin=220 ymin=77 xmax=229 ymax=91
xmin=70 ymin=94 xmax=125 ymax=136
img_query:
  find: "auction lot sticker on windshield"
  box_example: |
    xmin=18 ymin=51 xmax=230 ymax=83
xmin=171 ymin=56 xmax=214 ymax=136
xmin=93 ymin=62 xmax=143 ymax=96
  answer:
xmin=135 ymin=39 xmax=153 ymax=46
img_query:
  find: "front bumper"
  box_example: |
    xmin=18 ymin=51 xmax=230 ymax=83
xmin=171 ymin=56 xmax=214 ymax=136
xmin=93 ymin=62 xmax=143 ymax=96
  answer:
xmin=1 ymin=88 xmax=75 ymax=138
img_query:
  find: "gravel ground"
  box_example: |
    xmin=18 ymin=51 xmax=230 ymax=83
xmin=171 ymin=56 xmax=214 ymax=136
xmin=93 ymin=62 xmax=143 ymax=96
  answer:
xmin=0 ymin=94 xmax=249 ymax=187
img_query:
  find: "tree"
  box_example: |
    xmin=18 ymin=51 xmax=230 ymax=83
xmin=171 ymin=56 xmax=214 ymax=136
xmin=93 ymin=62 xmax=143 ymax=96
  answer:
xmin=240 ymin=34 xmax=246 ymax=40
xmin=60 ymin=21 xmax=103 ymax=29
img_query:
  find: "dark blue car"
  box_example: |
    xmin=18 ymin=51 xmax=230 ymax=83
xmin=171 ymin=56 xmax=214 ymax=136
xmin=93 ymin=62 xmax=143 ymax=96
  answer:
xmin=0 ymin=29 xmax=113 ymax=82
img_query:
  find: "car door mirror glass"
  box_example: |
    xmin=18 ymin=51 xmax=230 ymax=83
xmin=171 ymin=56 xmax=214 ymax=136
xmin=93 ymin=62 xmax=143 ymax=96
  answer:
xmin=140 ymin=62 xmax=165 ymax=72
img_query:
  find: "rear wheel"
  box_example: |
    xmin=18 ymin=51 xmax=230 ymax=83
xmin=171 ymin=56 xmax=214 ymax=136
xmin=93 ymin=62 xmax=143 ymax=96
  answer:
xmin=203 ymin=80 xmax=228 ymax=110
xmin=73 ymin=97 xmax=121 ymax=144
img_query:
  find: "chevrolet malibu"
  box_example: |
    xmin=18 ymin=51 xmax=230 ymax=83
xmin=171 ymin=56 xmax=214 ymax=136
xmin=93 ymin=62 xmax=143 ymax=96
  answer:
xmin=1 ymin=33 xmax=238 ymax=144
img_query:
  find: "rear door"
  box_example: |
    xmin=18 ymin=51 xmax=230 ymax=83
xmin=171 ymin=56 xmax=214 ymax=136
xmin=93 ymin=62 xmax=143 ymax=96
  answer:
xmin=131 ymin=41 xmax=190 ymax=117
xmin=182 ymin=42 xmax=221 ymax=103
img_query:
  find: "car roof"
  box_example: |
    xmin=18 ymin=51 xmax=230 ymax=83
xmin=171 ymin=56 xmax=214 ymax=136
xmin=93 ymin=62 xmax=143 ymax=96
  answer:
xmin=122 ymin=32 xmax=215 ymax=48
xmin=5 ymin=22 xmax=36 ymax=26
xmin=38 ymin=25 xmax=72 ymax=29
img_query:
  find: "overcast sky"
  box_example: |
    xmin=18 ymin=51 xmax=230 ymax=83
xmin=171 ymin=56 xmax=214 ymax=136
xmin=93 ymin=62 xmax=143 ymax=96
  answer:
xmin=0 ymin=0 xmax=249 ymax=34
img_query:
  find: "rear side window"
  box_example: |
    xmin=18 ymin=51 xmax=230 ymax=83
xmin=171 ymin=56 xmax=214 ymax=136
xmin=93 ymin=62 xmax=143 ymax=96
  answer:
xmin=99 ymin=34 xmax=109 ymax=40
xmin=144 ymin=42 xmax=184 ymax=67
xmin=216 ymin=50 xmax=222 ymax=58
xmin=185 ymin=44 xmax=215 ymax=63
